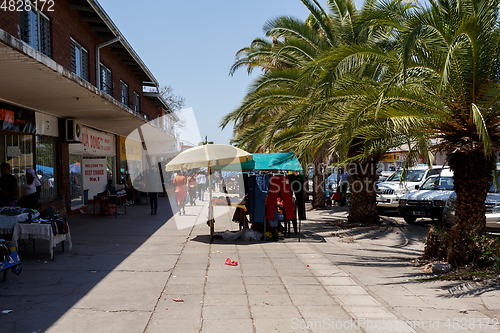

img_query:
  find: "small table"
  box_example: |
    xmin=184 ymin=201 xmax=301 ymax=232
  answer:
xmin=12 ymin=223 xmax=72 ymax=259
xmin=0 ymin=212 xmax=39 ymax=234
xmin=93 ymin=194 xmax=127 ymax=217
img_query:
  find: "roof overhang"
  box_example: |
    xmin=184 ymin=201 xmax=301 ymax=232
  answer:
xmin=0 ymin=28 xmax=175 ymax=141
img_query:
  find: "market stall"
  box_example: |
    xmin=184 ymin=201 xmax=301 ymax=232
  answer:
xmin=165 ymin=144 xmax=253 ymax=242
xmin=212 ymin=152 xmax=306 ymax=241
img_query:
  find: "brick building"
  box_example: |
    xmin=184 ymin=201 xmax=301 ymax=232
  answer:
xmin=0 ymin=0 xmax=178 ymax=215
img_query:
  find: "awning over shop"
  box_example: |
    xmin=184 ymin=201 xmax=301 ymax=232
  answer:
xmin=213 ymin=152 xmax=303 ymax=173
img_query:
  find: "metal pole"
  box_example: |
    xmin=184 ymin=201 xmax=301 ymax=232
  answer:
xmin=95 ymin=36 xmax=121 ymax=90
xmin=208 ymin=165 xmax=214 ymax=242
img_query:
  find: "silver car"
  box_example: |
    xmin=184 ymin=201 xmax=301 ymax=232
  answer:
xmin=442 ymin=181 xmax=500 ymax=231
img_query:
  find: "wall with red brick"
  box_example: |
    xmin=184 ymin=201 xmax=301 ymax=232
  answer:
xmin=0 ymin=9 xmax=19 ymax=38
xmin=0 ymin=0 xmax=158 ymax=118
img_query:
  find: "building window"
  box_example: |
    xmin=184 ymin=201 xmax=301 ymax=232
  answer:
xmin=133 ymin=92 xmax=140 ymax=113
xmin=100 ymin=64 xmax=113 ymax=96
xmin=70 ymin=38 xmax=89 ymax=81
xmin=36 ymin=136 xmax=58 ymax=200
xmin=20 ymin=1 xmax=51 ymax=57
xmin=120 ymin=81 xmax=129 ymax=106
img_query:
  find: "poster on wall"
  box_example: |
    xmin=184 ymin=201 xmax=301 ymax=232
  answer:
xmin=82 ymin=158 xmax=107 ymax=198
xmin=0 ymin=101 xmax=36 ymax=133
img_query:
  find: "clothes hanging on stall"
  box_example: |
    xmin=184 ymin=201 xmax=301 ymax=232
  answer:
xmin=288 ymin=174 xmax=306 ymax=220
xmin=266 ymin=175 xmax=294 ymax=220
xmin=247 ymin=174 xmax=269 ymax=223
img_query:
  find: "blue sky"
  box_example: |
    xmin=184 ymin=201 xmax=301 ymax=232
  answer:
xmin=98 ymin=0 xmax=315 ymax=144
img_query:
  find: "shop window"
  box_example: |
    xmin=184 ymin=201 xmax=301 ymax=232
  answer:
xmin=100 ymin=64 xmax=113 ymax=96
xmin=133 ymin=92 xmax=140 ymax=113
xmin=20 ymin=1 xmax=51 ymax=57
xmin=36 ymin=136 xmax=58 ymax=200
xmin=120 ymin=81 xmax=129 ymax=106
xmin=70 ymin=38 xmax=89 ymax=81
xmin=0 ymin=134 xmax=33 ymax=200
xmin=69 ymin=154 xmax=83 ymax=207
xmin=107 ymin=156 xmax=114 ymax=184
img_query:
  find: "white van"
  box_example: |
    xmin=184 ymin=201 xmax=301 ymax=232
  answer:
xmin=376 ymin=165 xmax=447 ymax=211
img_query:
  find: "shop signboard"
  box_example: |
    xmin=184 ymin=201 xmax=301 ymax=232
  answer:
xmin=0 ymin=101 xmax=36 ymax=133
xmin=69 ymin=127 xmax=116 ymax=157
xmin=119 ymin=137 xmax=142 ymax=161
xmin=82 ymin=158 xmax=107 ymax=198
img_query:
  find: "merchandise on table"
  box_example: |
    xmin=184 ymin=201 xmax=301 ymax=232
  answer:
xmin=211 ymin=196 xmax=243 ymax=206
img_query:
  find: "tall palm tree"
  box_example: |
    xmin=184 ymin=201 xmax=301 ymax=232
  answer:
xmin=389 ymin=0 xmax=500 ymax=264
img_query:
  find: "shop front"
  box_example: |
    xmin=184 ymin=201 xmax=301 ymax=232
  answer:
xmin=0 ymin=101 xmax=60 ymax=208
xmin=68 ymin=127 xmax=116 ymax=209
xmin=119 ymin=136 xmax=143 ymax=187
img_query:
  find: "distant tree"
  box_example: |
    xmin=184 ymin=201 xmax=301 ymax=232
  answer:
xmin=159 ymin=85 xmax=185 ymax=112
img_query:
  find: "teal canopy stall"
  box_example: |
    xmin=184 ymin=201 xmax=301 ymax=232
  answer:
xmin=213 ymin=152 xmax=305 ymax=241
xmin=213 ymin=152 xmax=303 ymax=173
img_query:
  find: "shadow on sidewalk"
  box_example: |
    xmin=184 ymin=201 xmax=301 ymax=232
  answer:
xmin=1 ymin=197 xmax=174 ymax=333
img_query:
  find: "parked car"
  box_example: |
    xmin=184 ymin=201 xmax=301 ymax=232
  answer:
xmin=442 ymin=177 xmax=500 ymax=232
xmin=398 ymin=169 xmax=454 ymax=224
xmin=377 ymin=165 xmax=446 ymax=212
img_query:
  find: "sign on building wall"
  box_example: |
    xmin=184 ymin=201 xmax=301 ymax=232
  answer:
xmin=0 ymin=101 xmax=36 ymax=133
xmin=35 ymin=113 xmax=59 ymax=137
xmin=119 ymin=136 xmax=142 ymax=161
xmin=82 ymin=158 xmax=107 ymax=198
xmin=69 ymin=127 xmax=116 ymax=156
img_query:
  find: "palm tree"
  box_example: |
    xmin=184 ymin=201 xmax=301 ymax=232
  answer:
xmin=389 ymin=0 xmax=500 ymax=264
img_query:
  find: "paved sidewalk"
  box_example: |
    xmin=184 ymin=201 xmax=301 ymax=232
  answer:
xmin=1 ymin=197 xmax=499 ymax=332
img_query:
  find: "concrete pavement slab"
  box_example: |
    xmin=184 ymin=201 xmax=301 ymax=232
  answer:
xmin=290 ymin=294 xmax=338 ymax=306
xmin=146 ymin=318 xmax=202 ymax=333
xmin=202 ymin=305 xmax=251 ymax=319
xmin=205 ymin=282 xmax=246 ymax=295
xmin=74 ymin=271 xmax=170 ymax=311
xmin=245 ymin=283 xmax=289 ymax=295
xmin=248 ymin=294 xmax=295 ymax=306
xmin=343 ymin=305 xmax=397 ymax=319
xmin=203 ymin=294 xmax=249 ymax=306
xmin=154 ymin=294 xmax=203 ymax=319
xmin=297 ymin=305 xmax=352 ymax=320
xmin=201 ymin=318 xmax=254 ymax=333
xmin=242 ymin=275 xmax=283 ymax=284
xmin=316 ymin=276 xmax=358 ymax=285
xmin=250 ymin=305 xmax=301 ymax=319
xmin=46 ymin=308 xmax=151 ymax=333
xmin=163 ymin=279 xmax=207 ymax=295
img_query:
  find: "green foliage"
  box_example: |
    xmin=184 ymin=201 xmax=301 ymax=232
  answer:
xmin=468 ymin=233 xmax=500 ymax=270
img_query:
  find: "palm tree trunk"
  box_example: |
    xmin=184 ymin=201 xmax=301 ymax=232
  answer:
xmin=312 ymin=149 xmax=326 ymax=209
xmin=347 ymin=156 xmax=380 ymax=223
xmin=445 ymin=152 xmax=493 ymax=265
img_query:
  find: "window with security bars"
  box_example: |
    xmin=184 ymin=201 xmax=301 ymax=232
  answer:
xmin=120 ymin=81 xmax=129 ymax=106
xmin=35 ymin=136 xmax=58 ymax=200
xmin=70 ymin=39 xmax=89 ymax=81
xmin=100 ymin=64 xmax=113 ymax=96
xmin=20 ymin=1 xmax=51 ymax=57
xmin=133 ymin=92 xmax=140 ymax=113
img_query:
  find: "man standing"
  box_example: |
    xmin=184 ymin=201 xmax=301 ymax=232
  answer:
xmin=337 ymin=168 xmax=349 ymax=206
xmin=187 ymin=172 xmax=198 ymax=206
xmin=196 ymin=172 xmax=206 ymax=201
xmin=146 ymin=166 xmax=161 ymax=215
xmin=0 ymin=163 xmax=18 ymax=207
xmin=173 ymin=171 xmax=186 ymax=215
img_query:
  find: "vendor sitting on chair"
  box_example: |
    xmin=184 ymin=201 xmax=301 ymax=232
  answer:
xmin=17 ymin=169 xmax=41 ymax=209
xmin=106 ymin=179 xmax=117 ymax=194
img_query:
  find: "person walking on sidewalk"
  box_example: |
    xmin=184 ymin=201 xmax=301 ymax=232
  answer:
xmin=173 ymin=171 xmax=186 ymax=215
xmin=187 ymin=172 xmax=198 ymax=206
xmin=196 ymin=172 xmax=206 ymax=201
xmin=146 ymin=166 xmax=161 ymax=215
